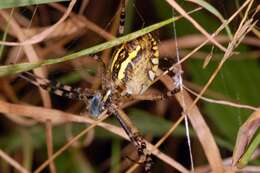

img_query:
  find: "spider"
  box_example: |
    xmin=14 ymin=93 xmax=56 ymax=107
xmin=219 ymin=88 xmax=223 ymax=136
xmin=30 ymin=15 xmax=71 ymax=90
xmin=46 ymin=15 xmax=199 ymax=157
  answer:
xmin=18 ymin=1 xmax=182 ymax=172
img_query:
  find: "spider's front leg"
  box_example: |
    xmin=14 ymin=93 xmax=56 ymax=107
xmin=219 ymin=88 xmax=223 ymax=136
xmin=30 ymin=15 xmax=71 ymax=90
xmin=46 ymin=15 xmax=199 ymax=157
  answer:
xmin=18 ymin=71 xmax=95 ymax=101
xmin=108 ymin=104 xmax=153 ymax=173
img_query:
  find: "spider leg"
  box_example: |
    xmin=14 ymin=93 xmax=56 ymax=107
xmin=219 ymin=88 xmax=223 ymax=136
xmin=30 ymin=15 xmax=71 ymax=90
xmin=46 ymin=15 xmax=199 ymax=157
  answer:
xmin=93 ymin=55 xmax=106 ymax=71
xmin=118 ymin=0 xmax=126 ymax=36
xmin=131 ymin=65 xmax=182 ymax=101
xmin=153 ymin=64 xmax=183 ymax=100
xmin=109 ymin=104 xmax=153 ymax=173
xmin=18 ymin=71 xmax=95 ymax=101
xmin=132 ymin=88 xmax=180 ymax=101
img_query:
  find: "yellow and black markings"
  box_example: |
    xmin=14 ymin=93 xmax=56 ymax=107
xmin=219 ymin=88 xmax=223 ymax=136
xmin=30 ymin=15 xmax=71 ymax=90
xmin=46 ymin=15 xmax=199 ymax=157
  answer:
xmin=110 ymin=33 xmax=159 ymax=95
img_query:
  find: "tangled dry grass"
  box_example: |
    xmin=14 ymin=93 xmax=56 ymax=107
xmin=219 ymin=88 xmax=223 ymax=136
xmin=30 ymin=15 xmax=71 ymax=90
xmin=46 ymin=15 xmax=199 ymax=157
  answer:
xmin=0 ymin=0 xmax=259 ymax=173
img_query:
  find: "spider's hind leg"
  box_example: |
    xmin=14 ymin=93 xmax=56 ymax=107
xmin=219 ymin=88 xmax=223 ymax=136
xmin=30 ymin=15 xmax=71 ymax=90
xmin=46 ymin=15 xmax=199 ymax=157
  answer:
xmin=132 ymin=64 xmax=183 ymax=101
xmin=109 ymin=105 xmax=153 ymax=172
xmin=166 ymin=64 xmax=183 ymax=95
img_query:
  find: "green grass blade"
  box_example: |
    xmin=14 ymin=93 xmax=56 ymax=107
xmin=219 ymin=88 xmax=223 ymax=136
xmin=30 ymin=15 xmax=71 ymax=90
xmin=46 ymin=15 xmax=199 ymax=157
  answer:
xmin=110 ymin=139 xmax=120 ymax=173
xmin=237 ymin=131 xmax=260 ymax=168
xmin=0 ymin=13 xmax=190 ymax=77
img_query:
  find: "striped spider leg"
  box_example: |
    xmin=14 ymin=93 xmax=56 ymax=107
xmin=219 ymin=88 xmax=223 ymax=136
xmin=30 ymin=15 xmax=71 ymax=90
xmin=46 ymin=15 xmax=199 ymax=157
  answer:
xmin=128 ymin=64 xmax=183 ymax=102
xmin=109 ymin=105 xmax=153 ymax=172
xmin=18 ymin=69 xmax=154 ymax=172
xmin=19 ymin=71 xmax=95 ymax=102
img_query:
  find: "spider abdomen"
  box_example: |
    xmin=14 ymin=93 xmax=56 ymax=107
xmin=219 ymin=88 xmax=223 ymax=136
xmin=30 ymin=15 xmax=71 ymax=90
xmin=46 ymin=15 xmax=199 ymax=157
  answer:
xmin=110 ymin=33 xmax=159 ymax=95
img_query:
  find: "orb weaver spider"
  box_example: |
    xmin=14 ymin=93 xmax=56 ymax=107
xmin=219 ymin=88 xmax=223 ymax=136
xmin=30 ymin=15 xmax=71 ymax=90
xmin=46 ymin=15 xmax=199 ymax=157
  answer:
xmin=19 ymin=1 xmax=182 ymax=172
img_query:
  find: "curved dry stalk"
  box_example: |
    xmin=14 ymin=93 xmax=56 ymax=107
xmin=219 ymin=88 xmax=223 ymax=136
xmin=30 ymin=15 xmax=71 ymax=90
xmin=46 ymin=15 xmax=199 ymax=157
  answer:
xmin=195 ymin=150 xmax=260 ymax=172
xmin=45 ymin=120 xmax=56 ymax=173
xmin=0 ymin=149 xmax=30 ymax=173
xmin=0 ymin=0 xmax=76 ymax=46
xmin=184 ymin=0 xmax=256 ymax=123
xmin=232 ymin=110 xmax=260 ymax=168
xmin=161 ymin=74 xmax=224 ymax=173
xmin=126 ymin=113 xmax=186 ymax=173
xmin=33 ymin=112 xmax=109 ymax=173
xmin=159 ymin=35 xmax=260 ymax=57
xmin=49 ymin=3 xmax=114 ymax=40
xmin=166 ymin=0 xmax=227 ymax=52
xmin=154 ymin=2 xmax=256 ymax=172
xmin=0 ymin=100 xmax=189 ymax=173
xmin=183 ymin=85 xmax=260 ymax=112
xmin=0 ymin=10 xmax=51 ymax=108
xmin=158 ymin=0 xmax=253 ymax=82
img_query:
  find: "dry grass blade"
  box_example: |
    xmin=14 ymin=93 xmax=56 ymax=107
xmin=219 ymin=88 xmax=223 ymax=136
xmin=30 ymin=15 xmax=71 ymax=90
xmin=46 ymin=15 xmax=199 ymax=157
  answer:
xmin=195 ymin=153 xmax=260 ymax=172
xmin=185 ymin=0 xmax=256 ymax=117
xmin=159 ymin=0 xmax=253 ymax=80
xmin=166 ymin=0 xmax=227 ymax=52
xmin=232 ymin=110 xmax=260 ymax=168
xmin=168 ymin=1 xmax=256 ymax=172
xmin=49 ymin=3 xmax=114 ymax=40
xmin=145 ymin=145 xmax=190 ymax=173
xmin=183 ymin=85 xmax=260 ymax=112
xmin=0 ymin=100 xmax=188 ymax=172
xmin=1 ymin=1 xmax=258 ymax=172
xmin=161 ymin=74 xmax=224 ymax=172
xmin=159 ymin=35 xmax=260 ymax=58
xmin=0 ymin=149 xmax=30 ymax=173
xmin=33 ymin=112 xmax=109 ymax=173
xmin=156 ymin=6 xmax=257 ymax=169
xmin=178 ymin=91 xmax=224 ymax=172
xmin=0 ymin=10 xmax=51 ymax=108
xmin=22 ymin=18 xmax=88 ymax=40
xmin=0 ymin=0 xmax=76 ymax=46
xmin=158 ymin=1 xmax=256 ymax=172
xmin=2 ymin=7 xmax=114 ymax=41
xmin=45 ymin=120 xmax=57 ymax=173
